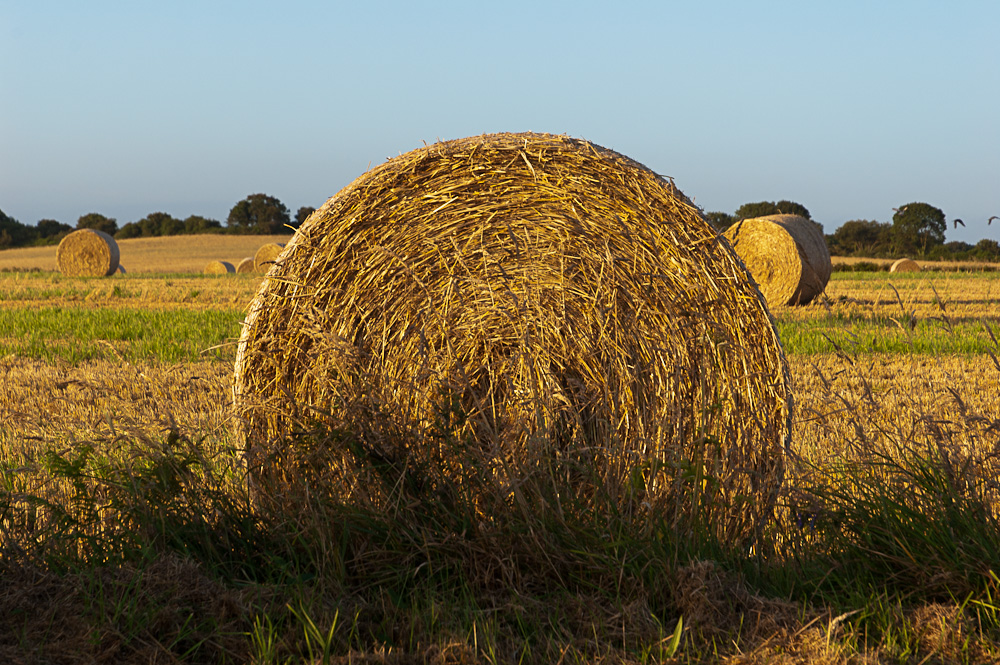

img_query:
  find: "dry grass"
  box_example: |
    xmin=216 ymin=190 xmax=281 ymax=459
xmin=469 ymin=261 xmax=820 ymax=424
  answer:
xmin=0 ymin=234 xmax=293 ymax=274
xmin=779 ymin=270 xmax=1000 ymax=326
xmin=234 ymin=132 xmax=791 ymax=546
xmin=2 ymin=349 xmax=998 ymax=663
xmin=833 ymin=256 xmax=1000 ymax=271
xmin=723 ymin=214 xmax=831 ymax=306
xmin=1 ymin=270 xmax=998 ymax=662
xmin=0 ymin=357 xmax=234 ymax=450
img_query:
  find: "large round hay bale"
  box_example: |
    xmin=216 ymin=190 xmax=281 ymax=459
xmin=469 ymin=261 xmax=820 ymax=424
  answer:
xmin=722 ymin=214 xmax=831 ymax=306
xmin=253 ymin=243 xmax=285 ymax=273
xmin=890 ymin=258 xmax=921 ymax=273
xmin=236 ymin=257 xmax=256 ymax=274
xmin=56 ymin=229 xmax=120 ymax=277
xmin=204 ymin=260 xmax=235 ymax=275
xmin=233 ymin=132 xmax=792 ymax=544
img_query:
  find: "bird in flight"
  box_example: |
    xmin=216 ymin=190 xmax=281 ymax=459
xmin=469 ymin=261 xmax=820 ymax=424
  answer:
xmin=990 ymin=216 xmax=998 ymax=226
xmin=954 ymin=218 xmax=965 ymax=228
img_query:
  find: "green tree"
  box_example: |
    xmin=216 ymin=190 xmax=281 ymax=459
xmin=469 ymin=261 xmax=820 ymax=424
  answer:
xmin=294 ymin=206 xmax=316 ymax=229
xmin=36 ymin=219 xmax=73 ymax=240
xmin=76 ymin=212 xmax=118 ymax=236
xmin=891 ymin=202 xmax=946 ymax=255
xmin=227 ymin=193 xmax=291 ymax=234
xmin=135 ymin=211 xmax=181 ymax=237
xmin=829 ymin=220 xmax=893 ymax=256
xmin=182 ymin=215 xmax=222 ymax=234
xmin=0 ymin=209 xmax=37 ymax=248
xmin=972 ymin=238 xmax=1000 ymax=261
xmin=940 ymin=241 xmax=973 ymax=260
xmin=704 ymin=211 xmax=735 ymax=231
xmin=775 ymin=200 xmax=811 ymax=220
xmin=115 ymin=222 xmax=142 ymax=239
xmin=734 ymin=200 xmax=811 ymax=221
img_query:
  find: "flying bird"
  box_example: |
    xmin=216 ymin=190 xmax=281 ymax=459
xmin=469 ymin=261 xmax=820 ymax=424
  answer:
xmin=954 ymin=218 xmax=965 ymax=228
xmin=990 ymin=216 xmax=998 ymax=226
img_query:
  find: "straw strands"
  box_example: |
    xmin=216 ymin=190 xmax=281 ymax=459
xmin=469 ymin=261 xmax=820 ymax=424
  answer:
xmin=723 ymin=215 xmax=831 ymax=306
xmin=56 ymin=229 xmax=120 ymax=277
xmin=232 ymin=132 xmax=792 ymax=544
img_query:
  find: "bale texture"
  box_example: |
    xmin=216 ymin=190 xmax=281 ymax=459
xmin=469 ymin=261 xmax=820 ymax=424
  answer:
xmin=253 ymin=243 xmax=285 ymax=273
xmin=723 ymin=215 xmax=831 ymax=306
xmin=890 ymin=258 xmax=921 ymax=273
xmin=236 ymin=257 xmax=256 ymax=274
xmin=56 ymin=229 xmax=120 ymax=277
xmin=203 ymin=260 xmax=235 ymax=275
xmin=233 ymin=132 xmax=792 ymax=544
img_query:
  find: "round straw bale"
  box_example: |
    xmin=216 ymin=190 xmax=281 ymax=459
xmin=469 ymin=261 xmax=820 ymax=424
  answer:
xmin=56 ymin=229 xmax=120 ymax=277
xmin=236 ymin=257 xmax=256 ymax=274
xmin=722 ymin=215 xmax=831 ymax=306
xmin=890 ymin=258 xmax=921 ymax=273
xmin=203 ymin=260 xmax=235 ymax=275
xmin=233 ymin=132 xmax=792 ymax=544
xmin=253 ymin=243 xmax=285 ymax=273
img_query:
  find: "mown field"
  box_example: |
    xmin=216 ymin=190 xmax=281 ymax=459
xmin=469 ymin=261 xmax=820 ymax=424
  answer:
xmin=1 ymin=252 xmax=999 ymax=663
xmin=0 ymin=234 xmax=295 ymax=274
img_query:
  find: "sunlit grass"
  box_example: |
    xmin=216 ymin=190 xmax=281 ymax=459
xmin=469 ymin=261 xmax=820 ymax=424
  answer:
xmin=1 ymin=270 xmax=1000 ymax=662
xmin=0 ymin=306 xmax=244 ymax=362
xmin=775 ymin=317 xmax=999 ymax=355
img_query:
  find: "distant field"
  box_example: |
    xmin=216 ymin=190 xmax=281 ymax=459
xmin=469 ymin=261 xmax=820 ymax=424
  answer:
xmin=5 ymin=233 xmax=999 ymax=276
xmin=0 ymin=233 xmax=295 ymax=274
xmin=832 ymin=255 xmax=1000 ymax=271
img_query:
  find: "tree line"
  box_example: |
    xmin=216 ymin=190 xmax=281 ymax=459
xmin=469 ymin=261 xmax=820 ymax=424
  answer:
xmin=0 ymin=194 xmax=316 ymax=250
xmin=706 ymin=200 xmax=1000 ymax=262
xmin=3 ymin=194 xmax=997 ymax=262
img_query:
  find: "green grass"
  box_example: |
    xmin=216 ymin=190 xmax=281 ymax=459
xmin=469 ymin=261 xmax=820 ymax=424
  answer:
xmin=0 ymin=306 xmax=244 ymax=362
xmin=2 ymin=302 xmax=995 ymax=364
xmin=775 ymin=317 xmax=999 ymax=355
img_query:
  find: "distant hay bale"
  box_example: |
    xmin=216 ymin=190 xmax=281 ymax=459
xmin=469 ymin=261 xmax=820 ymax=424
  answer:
xmin=723 ymin=214 xmax=831 ymax=306
xmin=232 ymin=132 xmax=792 ymax=544
xmin=56 ymin=229 xmax=120 ymax=277
xmin=203 ymin=260 xmax=235 ymax=275
xmin=253 ymin=243 xmax=285 ymax=273
xmin=236 ymin=257 xmax=255 ymax=273
xmin=890 ymin=258 xmax=921 ymax=273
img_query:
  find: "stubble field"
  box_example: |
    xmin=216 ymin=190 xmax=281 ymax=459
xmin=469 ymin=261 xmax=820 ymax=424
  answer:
xmin=1 ymin=243 xmax=999 ymax=663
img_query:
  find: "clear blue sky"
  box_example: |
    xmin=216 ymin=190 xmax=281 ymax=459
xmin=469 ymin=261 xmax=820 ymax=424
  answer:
xmin=2 ymin=1 xmax=997 ymax=242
